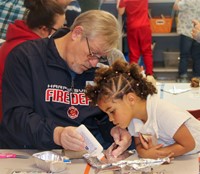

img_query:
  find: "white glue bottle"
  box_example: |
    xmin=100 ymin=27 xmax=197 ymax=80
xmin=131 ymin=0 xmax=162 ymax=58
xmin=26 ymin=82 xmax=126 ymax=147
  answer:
xmin=76 ymin=124 xmax=105 ymax=161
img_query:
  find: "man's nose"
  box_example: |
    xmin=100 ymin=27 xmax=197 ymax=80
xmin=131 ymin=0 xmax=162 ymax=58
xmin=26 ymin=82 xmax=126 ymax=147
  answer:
xmin=89 ymin=59 xmax=99 ymax=67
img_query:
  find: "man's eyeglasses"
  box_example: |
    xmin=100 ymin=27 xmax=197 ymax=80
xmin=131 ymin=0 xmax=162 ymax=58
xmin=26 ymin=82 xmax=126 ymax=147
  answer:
xmin=85 ymin=37 xmax=108 ymax=63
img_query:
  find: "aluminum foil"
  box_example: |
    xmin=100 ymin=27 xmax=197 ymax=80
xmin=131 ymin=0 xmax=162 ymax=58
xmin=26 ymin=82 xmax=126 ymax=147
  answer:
xmin=83 ymin=152 xmax=170 ymax=171
xmin=83 ymin=149 xmax=136 ymax=169
xmin=32 ymin=151 xmax=70 ymax=173
xmin=104 ymin=143 xmax=136 ymax=163
xmin=112 ymin=157 xmax=170 ymax=170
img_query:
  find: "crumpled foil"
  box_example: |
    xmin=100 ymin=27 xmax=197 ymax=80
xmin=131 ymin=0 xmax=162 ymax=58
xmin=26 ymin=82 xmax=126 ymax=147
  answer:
xmin=112 ymin=157 xmax=170 ymax=170
xmin=83 ymin=150 xmax=170 ymax=171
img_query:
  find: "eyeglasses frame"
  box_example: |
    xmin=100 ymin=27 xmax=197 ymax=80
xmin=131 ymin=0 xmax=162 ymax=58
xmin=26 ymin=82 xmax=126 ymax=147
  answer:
xmin=85 ymin=37 xmax=108 ymax=63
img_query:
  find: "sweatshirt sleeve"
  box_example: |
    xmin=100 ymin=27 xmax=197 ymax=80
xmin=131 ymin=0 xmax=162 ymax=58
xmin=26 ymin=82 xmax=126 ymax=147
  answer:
xmin=2 ymin=45 xmax=60 ymax=149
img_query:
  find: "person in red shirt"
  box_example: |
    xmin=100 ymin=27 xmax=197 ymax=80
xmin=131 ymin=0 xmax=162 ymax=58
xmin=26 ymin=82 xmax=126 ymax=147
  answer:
xmin=0 ymin=0 xmax=65 ymax=121
xmin=117 ymin=0 xmax=153 ymax=76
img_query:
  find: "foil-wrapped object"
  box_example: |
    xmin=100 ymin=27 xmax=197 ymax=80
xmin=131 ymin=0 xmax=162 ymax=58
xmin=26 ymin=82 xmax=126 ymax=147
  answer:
xmin=83 ymin=151 xmax=170 ymax=172
xmin=83 ymin=148 xmax=136 ymax=169
xmin=112 ymin=157 xmax=170 ymax=170
xmin=32 ymin=151 xmax=70 ymax=173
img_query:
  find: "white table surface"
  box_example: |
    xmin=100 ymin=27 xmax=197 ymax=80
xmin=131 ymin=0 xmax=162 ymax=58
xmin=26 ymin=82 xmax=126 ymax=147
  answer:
xmin=0 ymin=149 xmax=198 ymax=174
xmin=157 ymin=83 xmax=200 ymax=110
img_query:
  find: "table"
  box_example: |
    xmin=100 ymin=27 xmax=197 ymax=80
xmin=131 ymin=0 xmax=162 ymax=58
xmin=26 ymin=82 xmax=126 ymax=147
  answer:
xmin=157 ymin=83 xmax=200 ymax=110
xmin=0 ymin=149 xmax=198 ymax=174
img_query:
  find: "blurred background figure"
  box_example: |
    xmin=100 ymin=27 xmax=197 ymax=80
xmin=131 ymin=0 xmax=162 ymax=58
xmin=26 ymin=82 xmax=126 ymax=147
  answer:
xmin=55 ymin=0 xmax=81 ymax=29
xmin=100 ymin=0 xmax=118 ymax=18
xmin=173 ymin=0 xmax=200 ymax=82
xmin=0 ymin=0 xmax=65 ymax=122
xmin=0 ymin=0 xmax=26 ymax=40
xmin=65 ymin=0 xmax=81 ymax=28
xmin=116 ymin=0 xmax=154 ymax=76
xmin=106 ymin=48 xmax=126 ymax=65
xmin=78 ymin=0 xmax=100 ymax=12
xmin=97 ymin=48 xmax=126 ymax=68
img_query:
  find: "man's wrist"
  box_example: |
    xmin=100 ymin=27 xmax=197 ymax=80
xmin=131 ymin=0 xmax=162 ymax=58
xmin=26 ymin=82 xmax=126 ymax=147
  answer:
xmin=53 ymin=126 xmax=64 ymax=146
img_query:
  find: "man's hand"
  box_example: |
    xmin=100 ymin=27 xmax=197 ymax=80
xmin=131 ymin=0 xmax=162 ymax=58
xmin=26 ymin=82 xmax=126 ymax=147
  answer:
xmin=54 ymin=126 xmax=86 ymax=151
xmin=110 ymin=126 xmax=132 ymax=157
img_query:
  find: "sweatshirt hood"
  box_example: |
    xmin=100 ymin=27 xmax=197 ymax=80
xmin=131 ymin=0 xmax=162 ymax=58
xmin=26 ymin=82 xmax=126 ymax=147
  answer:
xmin=6 ymin=20 xmax=40 ymax=42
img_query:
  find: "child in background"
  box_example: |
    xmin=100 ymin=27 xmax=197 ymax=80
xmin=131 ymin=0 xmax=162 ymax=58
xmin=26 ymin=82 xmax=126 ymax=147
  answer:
xmin=117 ymin=0 xmax=153 ymax=76
xmin=86 ymin=59 xmax=200 ymax=159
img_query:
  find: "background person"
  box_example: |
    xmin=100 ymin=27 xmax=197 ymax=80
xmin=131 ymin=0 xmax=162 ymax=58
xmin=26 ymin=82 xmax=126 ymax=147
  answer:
xmin=173 ymin=0 xmax=200 ymax=82
xmin=78 ymin=0 xmax=100 ymax=12
xmin=0 ymin=10 xmax=132 ymax=157
xmin=0 ymin=0 xmax=65 ymax=121
xmin=100 ymin=0 xmax=118 ymax=18
xmin=116 ymin=0 xmax=154 ymax=76
xmin=86 ymin=59 xmax=200 ymax=159
xmin=65 ymin=0 xmax=81 ymax=28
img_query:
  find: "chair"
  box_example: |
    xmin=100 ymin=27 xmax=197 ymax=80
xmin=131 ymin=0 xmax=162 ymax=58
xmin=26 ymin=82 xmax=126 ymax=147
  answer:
xmin=188 ymin=110 xmax=200 ymax=120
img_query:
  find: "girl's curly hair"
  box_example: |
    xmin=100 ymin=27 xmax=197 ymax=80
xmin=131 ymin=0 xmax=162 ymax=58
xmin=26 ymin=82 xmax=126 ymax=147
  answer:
xmin=85 ymin=59 xmax=157 ymax=105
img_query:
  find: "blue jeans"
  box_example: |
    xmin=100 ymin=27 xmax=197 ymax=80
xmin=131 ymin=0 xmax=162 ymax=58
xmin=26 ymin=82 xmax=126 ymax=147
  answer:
xmin=179 ymin=35 xmax=200 ymax=77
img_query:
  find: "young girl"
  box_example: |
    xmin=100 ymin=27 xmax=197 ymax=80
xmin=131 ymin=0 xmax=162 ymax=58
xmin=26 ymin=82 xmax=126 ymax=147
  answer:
xmin=86 ymin=59 xmax=200 ymax=159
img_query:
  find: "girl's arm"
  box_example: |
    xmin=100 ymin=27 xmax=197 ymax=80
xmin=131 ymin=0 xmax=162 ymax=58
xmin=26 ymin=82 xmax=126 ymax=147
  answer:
xmin=135 ymin=137 xmax=173 ymax=159
xmin=160 ymin=124 xmax=195 ymax=157
xmin=134 ymin=124 xmax=195 ymax=159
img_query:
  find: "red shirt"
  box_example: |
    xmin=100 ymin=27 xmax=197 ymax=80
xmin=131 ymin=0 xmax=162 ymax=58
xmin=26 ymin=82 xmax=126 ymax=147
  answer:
xmin=0 ymin=20 xmax=40 ymax=95
xmin=119 ymin=0 xmax=150 ymax=28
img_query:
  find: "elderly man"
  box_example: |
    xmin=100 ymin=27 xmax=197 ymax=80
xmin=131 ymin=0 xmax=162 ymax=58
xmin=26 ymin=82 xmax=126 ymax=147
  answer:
xmin=0 ymin=10 xmax=132 ymax=157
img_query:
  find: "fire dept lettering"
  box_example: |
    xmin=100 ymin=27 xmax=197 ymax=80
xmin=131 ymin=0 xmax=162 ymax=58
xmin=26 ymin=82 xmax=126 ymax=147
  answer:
xmin=45 ymin=88 xmax=90 ymax=105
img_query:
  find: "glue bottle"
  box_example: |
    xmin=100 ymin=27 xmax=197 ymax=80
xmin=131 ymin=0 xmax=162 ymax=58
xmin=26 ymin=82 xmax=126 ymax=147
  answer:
xmin=76 ymin=124 xmax=105 ymax=161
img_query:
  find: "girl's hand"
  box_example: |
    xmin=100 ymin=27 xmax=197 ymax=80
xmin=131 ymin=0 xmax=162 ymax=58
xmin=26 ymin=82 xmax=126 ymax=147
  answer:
xmin=139 ymin=133 xmax=156 ymax=149
xmin=137 ymin=144 xmax=174 ymax=159
xmin=110 ymin=126 xmax=132 ymax=157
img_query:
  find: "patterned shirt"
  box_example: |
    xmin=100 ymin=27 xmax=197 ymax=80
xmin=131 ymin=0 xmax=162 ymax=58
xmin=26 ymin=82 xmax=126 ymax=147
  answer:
xmin=176 ymin=0 xmax=200 ymax=38
xmin=0 ymin=0 xmax=26 ymax=39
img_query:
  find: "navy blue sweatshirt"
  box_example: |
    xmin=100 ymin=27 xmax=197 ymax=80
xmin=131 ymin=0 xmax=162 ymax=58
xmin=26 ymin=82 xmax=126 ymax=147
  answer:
xmin=0 ymin=37 xmax=113 ymax=149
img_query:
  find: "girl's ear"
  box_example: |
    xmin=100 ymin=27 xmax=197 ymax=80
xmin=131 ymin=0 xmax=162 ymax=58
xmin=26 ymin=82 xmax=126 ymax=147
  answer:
xmin=71 ymin=26 xmax=84 ymax=40
xmin=126 ymin=92 xmax=135 ymax=105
